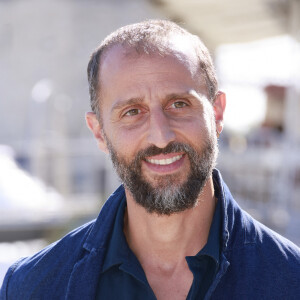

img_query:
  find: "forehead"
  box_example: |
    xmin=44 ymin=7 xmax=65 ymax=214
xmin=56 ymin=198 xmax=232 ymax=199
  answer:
xmin=99 ymin=43 xmax=202 ymax=93
xmin=98 ymin=40 xmax=207 ymax=117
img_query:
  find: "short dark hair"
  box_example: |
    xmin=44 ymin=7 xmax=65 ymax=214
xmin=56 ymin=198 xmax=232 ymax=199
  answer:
xmin=87 ymin=19 xmax=218 ymax=119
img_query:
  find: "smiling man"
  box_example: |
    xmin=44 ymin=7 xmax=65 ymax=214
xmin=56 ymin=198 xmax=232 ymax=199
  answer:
xmin=1 ymin=20 xmax=300 ymax=300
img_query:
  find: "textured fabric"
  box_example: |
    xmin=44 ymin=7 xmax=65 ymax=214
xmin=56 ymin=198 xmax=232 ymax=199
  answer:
xmin=95 ymin=181 xmax=222 ymax=300
xmin=186 ymin=184 xmax=222 ymax=299
xmin=1 ymin=170 xmax=300 ymax=300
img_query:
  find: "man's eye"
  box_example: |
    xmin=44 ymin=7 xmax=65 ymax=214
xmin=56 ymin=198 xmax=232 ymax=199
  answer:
xmin=171 ymin=101 xmax=187 ymax=109
xmin=124 ymin=108 xmax=141 ymax=116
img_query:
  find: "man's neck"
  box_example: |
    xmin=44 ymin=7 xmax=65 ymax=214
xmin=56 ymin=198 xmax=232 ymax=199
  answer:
xmin=123 ymin=176 xmax=216 ymax=270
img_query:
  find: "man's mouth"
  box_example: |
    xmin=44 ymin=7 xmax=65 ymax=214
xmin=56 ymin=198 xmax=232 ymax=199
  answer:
xmin=145 ymin=154 xmax=184 ymax=166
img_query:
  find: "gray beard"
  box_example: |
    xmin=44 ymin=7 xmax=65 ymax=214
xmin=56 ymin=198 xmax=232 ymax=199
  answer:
xmin=105 ymin=137 xmax=218 ymax=215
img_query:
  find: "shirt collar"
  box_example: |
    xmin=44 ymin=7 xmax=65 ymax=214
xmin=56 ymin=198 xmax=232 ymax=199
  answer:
xmin=101 ymin=196 xmax=129 ymax=272
xmin=197 ymin=179 xmax=222 ymax=265
xmin=102 ymin=174 xmax=222 ymax=271
xmin=101 ymin=196 xmax=148 ymax=284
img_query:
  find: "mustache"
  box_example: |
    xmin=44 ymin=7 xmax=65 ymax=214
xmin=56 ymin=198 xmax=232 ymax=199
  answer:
xmin=134 ymin=142 xmax=193 ymax=162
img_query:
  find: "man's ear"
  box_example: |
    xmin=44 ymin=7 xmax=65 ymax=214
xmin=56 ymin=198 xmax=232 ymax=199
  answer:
xmin=85 ymin=112 xmax=109 ymax=154
xmin=213 ymin=91 xmax=226 ymax=135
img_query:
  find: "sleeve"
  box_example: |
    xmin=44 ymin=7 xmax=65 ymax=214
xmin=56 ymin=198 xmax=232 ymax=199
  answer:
xmin=0 ymin=258 xmax=26 ymax=300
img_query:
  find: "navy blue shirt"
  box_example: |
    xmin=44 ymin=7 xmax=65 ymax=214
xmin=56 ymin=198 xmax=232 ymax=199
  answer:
xmin=96 ymin=186 xmax=222 ymax=300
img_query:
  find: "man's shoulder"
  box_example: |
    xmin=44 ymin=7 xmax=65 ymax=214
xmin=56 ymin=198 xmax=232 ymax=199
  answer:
xmin=225 ymin=196 xmax=299 ymax=280
xmin=225 ymin=190 xmax=300 ymax=263
xmin=0 ymin=220 xmax=96 ymax=299
xmin=220 ymin=176 xmax=300 ymax=260
xmin=1 ymin=185 xmax=126 ymax=299
xmin=215 ymin=180 xmax=300 ymax=297
xmin=232 ymin=205 xmax=300 ymax=258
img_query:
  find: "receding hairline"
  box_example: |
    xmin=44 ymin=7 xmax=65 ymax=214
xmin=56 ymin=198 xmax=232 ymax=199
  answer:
xmin=87 ymin=20 xmax=218 ymax=119
xmin=98 ymin=41 xmax=208 ymax=100
xmin=98 ymin=35 xmax=209 ymax=96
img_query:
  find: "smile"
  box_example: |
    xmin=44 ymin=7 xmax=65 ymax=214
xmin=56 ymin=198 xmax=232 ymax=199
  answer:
xmin=145 ymin=154 xmax=183 ymax=166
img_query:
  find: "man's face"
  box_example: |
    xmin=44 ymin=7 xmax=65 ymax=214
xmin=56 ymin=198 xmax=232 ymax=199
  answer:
xmin=90 ymin=45 xmax=220 ymax=215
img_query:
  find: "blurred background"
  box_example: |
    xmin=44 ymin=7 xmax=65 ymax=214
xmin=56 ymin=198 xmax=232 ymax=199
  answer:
xmin=1 ymin=0 xmax=300 ymax=283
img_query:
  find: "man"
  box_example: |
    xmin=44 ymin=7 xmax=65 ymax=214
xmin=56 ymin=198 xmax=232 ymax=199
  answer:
xmin=1 ymin=20 xmax=299 ymax=300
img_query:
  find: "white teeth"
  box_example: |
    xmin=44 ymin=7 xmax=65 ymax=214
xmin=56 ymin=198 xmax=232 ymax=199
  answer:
xmin=146 ymin=155 xmax=183 ymax=165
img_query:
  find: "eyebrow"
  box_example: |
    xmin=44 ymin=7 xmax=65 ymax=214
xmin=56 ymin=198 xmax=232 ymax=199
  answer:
xmin=111 ymin=97 xmax=145 ymax=113
xmin=111 ymin=90 xmax=203 ymax=112
xmin=165 ymin=91 xmax=201 ymax=102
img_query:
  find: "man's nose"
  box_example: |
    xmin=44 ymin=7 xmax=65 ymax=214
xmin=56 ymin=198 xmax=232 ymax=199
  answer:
xmin=147 ymin=108 xmax=176 ymax=148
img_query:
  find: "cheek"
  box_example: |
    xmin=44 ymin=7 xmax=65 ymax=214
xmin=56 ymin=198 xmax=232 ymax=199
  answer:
xmin=107 ymin=124 xmax=146 ymax=158
xmin=173 ymin=115 xmax=212 ymax=140
xmin=202 ymin=104 xmax=216 ymax=135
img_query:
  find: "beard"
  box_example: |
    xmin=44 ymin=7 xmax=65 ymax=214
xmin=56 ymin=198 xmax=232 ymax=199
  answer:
xmin=105 ymin=134 xmax=218 ymax=215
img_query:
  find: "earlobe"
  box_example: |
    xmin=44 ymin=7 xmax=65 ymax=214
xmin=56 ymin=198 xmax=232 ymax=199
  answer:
xmin=85 ymin=112 xmax=109 ymax=153
xmin=213 ymin=91 xmax=226 ymax=135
